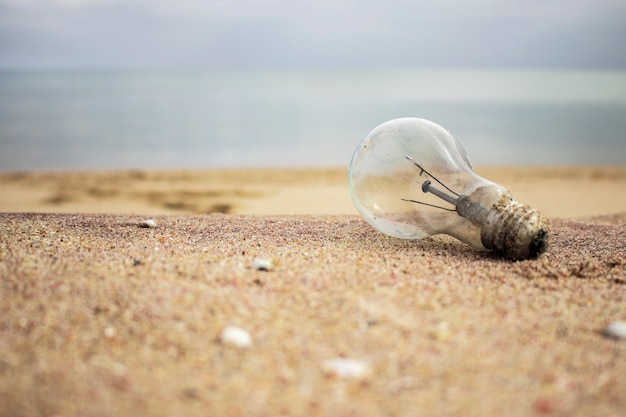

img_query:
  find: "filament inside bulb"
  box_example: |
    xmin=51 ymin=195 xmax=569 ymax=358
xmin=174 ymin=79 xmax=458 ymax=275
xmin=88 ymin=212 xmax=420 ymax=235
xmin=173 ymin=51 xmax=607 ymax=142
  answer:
xmin=402 ymin=156 xmax=490 ymax=229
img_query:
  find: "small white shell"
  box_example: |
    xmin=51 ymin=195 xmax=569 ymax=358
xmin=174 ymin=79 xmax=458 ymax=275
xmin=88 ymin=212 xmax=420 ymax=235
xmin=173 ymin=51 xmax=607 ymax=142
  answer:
xmin=140 ymin=219 xmax=157 ymax=228
xmin=104 ymin=326 xmax=117 ymax=338
xmin=252 ymin=258 xmax=273 ymax=271
xmin=604 ymin=321 xmax=626 ymax=340
xmin=322 ymin=358 xmax=371 ymax=379
xmin=220 ymin=326 xmax=252 ymax=348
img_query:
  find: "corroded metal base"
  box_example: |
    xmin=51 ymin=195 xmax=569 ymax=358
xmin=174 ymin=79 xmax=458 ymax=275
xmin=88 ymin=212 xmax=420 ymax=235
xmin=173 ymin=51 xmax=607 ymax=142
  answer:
xmin=481 ymin=195 xmax=551 ymax=260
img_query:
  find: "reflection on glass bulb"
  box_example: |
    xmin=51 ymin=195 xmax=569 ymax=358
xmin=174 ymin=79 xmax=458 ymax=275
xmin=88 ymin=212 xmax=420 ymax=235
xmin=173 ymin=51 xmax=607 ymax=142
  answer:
xmin=348 ymin=118 xmax=549 ymax=260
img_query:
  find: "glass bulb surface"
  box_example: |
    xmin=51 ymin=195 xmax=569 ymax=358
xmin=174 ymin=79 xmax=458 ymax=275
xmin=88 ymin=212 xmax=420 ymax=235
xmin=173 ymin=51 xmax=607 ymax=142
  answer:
xmin=349 ymin=117 xmax=513 ymax=250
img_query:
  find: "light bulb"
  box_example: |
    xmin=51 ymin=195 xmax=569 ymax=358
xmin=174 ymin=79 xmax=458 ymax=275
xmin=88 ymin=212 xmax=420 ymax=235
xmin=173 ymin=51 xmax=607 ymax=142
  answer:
xmin=348 ymin=117 xmax=550 ymax=260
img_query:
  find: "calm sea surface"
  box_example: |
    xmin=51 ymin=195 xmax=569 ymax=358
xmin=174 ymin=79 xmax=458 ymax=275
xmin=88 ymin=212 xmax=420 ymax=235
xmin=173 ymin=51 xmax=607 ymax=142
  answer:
xmin=1 ymin=69 xmax=625 ymax=171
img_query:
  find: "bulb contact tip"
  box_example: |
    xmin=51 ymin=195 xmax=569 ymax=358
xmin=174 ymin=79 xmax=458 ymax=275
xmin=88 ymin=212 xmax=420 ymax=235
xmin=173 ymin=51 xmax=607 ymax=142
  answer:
xmin=480 ymin=195 xmax=550 ymax=261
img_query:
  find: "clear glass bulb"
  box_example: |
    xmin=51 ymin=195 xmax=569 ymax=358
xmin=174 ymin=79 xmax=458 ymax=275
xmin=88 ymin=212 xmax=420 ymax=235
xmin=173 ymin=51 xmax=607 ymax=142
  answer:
xmin=349 ymin=117 xmax=550 ymax=260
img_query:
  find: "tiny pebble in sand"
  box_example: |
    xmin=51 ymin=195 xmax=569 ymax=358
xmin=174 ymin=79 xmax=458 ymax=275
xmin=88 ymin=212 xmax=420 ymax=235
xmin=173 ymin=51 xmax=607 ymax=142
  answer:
xmin=322 ymin=358 xmax=371 ymax=380
xmin=140 ymin=219 xmax=157 ymax=228
xmin=104 ymin=326 xmax=117 ymax=338
xmin=604 ymin=321 xmax=626 ymax=340
xmin=252 ymin=258 xmax=273 ymax=271
xmin=220 ymin=326 xmax=252 ymax=348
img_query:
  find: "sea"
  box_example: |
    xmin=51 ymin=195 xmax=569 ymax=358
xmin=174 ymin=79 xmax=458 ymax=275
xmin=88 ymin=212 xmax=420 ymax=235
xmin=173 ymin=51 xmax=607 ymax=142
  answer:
xmin=1 ymin=68 xmax=625 ymax=171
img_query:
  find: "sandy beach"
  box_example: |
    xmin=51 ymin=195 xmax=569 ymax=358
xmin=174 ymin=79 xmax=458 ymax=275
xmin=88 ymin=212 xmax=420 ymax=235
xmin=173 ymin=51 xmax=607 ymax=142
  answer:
xmin=2 ymin=166 xmax=626 ymax=218
xmin=1 ymin=167 xmax=625 ymax=416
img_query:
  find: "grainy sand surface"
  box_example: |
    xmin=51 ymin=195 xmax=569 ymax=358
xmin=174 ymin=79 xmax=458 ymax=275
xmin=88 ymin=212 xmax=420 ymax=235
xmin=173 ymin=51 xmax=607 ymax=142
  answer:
xmin=1 ymin=168 xmax=625 ymax=417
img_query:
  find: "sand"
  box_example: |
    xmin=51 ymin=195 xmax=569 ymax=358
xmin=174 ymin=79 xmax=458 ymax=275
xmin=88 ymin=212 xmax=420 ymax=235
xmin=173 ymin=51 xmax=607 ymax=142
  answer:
xmin=2 ymin=166 xmax=626 ymax=218
xmin=0 ymin=167 xmax=625 ymax=417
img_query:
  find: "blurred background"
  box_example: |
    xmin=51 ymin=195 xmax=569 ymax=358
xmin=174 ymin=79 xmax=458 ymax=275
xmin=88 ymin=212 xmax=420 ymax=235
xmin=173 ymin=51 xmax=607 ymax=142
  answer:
xmin=1 ymin=0 xmax=625 ymax=171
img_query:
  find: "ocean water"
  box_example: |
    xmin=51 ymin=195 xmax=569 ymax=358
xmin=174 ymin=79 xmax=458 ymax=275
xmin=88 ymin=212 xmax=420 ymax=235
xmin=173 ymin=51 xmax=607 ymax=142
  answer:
xmin=1 ymin=69 xmax=625 ymax=171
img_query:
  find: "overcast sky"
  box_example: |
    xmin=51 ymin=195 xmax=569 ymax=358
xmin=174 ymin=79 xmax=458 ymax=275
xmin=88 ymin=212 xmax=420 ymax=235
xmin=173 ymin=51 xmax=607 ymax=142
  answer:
xmin=1 ymin=0 xmax=625 ymax=70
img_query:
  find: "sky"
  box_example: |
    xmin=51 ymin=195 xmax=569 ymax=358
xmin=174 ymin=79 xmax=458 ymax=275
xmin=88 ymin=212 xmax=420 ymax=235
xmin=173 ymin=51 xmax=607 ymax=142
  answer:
xmin=0 ymin=0 xmax=625 ymax=70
